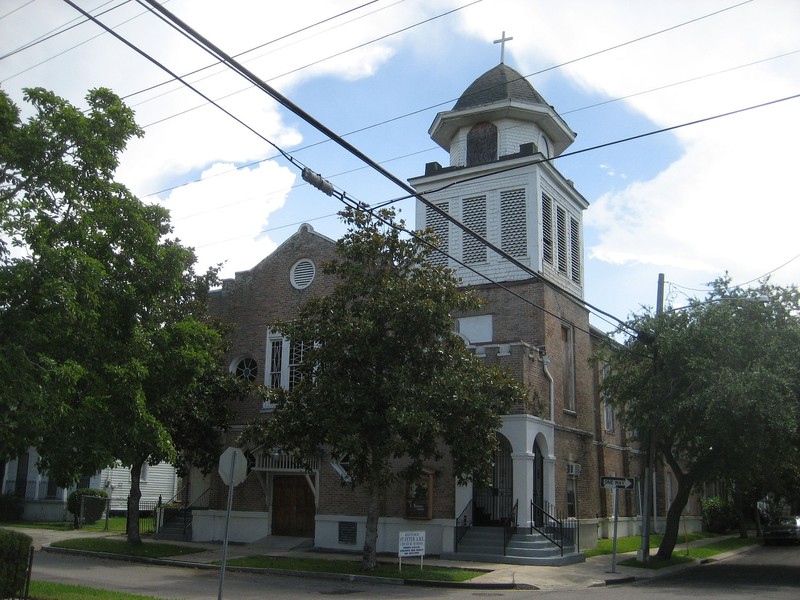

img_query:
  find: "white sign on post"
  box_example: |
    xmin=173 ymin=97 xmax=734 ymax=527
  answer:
xmin=218 ymin=447 xmax=247 ymax=487
xmin=398 ymin=530 xmax=425 ymax=572
xmin=217 ymin=447 xmax=247 ymax=600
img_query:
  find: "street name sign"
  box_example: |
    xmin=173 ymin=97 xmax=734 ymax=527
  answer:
xmin=601 ymin=476 xmax=634 ymax=490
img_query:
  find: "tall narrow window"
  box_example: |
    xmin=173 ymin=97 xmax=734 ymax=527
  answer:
xmin=601 ymin=364 xmax=614 ymax=432
xmin=501 ymin=189 xmax=527 ymax=257
xmin=288 ymin=341 xmax=307 ymax=390
xmin=556 ymin=206 xmax=567 ymax=274
xmin=570 ymin=216 xmax=581 ymax=284
xmin=566 ymin=478 xmax=577 ymax=518
xmin=561 ymin=324 xmax=576 ymax=412
xmin=268 ymin=334 xmax=308 ymax=391
xmin=466 ymin=122 xmax=497 ymax=166
xmin=542 ymin=194 xmax=553 ymax=265
xmin=425 ymin=202 xmax=449 ymax=267
xmin=462 ymin=196 xmax=487 ymax=264
xmin=269 ymin=337 xmax=283 ymax=388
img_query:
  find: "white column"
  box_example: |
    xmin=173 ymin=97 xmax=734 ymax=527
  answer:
xmin=512 ymin=451 xmax=534 ymax=527
xmin=544 ymin=456 xmax=557 ymax=508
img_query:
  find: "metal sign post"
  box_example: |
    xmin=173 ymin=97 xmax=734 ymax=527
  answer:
xmin=601 ymin=476 xmax=635 ymax=574
xmin=217 ymin=447 xmax=247 ymax=600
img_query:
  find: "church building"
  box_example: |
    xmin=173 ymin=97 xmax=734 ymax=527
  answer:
xmin=182 ymin=55 xmax=690 ymax=562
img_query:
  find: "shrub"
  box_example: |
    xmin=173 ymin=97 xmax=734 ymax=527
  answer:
xmin=0 ymin=528 xmax=32 ymax=598
xmin=0 ymin=493 xmax=24 ymax=522
xmin=701 ymin=496 xmax=738 ymax=533
xmin=67 ymin=488 xmax=108 ymax=525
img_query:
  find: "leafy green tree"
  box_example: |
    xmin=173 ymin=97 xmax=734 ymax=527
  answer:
xmin=597 ymin=277 xmax=800 ymax=559
xmin=0 ymin=87 xmax=248 ymax=543
xmin=243 ymin=207 xmax=524 ymax=569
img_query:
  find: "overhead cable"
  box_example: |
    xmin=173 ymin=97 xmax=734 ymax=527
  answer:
xmin=136 ymin=0 xmax=639 ymax=335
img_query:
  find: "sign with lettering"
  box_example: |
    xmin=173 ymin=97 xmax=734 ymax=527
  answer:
xmin=601 ymin=476 xmax=635 ymax=490
xmin=398 ymin=530 xmax=426 ymax=558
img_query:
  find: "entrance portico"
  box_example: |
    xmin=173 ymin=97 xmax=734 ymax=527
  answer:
xmin=501 ymin=414 xmax=555 ymax=528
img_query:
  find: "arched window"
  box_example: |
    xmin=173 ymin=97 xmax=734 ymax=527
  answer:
xmin=232 ymin=356 xmax=258 ymax=382
xmin=466 ymin=122 xmax=497 ymax=166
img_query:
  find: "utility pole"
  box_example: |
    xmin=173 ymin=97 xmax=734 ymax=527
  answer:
xmin=640 ymin=273 xmax=664 ymax=563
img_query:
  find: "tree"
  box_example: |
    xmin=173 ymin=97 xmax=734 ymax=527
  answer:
xmin=0 ymin=87 xmax=248 ymax=543
xmin=242 ymin=207 xmax=524 ymax=570
xmin=597 ymin=277 xmax=800 ymax=559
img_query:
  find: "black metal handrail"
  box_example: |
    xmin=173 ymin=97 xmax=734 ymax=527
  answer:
xmin=455 ymin=499 xmax=473 ymax=551
xmin=503 ymin=499 xmax=518 ymax=555
xmin=157 ymin=487 xmax=211 ymax=536
xmin=530 ymin=500 xmax=576 ymax=556
xmin=161 ymin=485 xmax=187 ymax=508
xmin=180 ymin=486 xmax=211 ymax=535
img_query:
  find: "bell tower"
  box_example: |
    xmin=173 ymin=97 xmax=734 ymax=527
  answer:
xmin=410 ymin=62 xmax=588 ymax=298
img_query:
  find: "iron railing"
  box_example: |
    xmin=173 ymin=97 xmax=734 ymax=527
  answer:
xmin=503 ymin=499 xmax=518 ymax=555
xmin=530 ymin=500 xmax=577 ymax=556
xmin=133 ymin=499 xmax=159 ymax=535
xmin=473 ymin=488 xmax=513 ymax=526
xmin=454 ymin=499 xmax=473 ymax=551
xmin=157 ymin=486 xmax=211 ymax=537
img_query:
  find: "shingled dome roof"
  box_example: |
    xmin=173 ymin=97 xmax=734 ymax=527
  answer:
xmin=454 ymin=64 xmax=546 ymax=111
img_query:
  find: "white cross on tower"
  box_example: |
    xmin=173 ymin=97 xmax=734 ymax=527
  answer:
xmin=493 ymin=31 xmax=513 ymax=64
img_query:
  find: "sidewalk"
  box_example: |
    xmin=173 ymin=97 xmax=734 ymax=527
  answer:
xmin=14 ymin=525 xmax=759 ymax=592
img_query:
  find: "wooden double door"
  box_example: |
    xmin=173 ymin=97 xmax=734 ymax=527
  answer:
xmin=272 ymin=475 xmax=315 ymax=537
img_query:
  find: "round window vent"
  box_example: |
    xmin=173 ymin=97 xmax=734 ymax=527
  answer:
xmin=291 ymin=259 xmax=315 ymax=289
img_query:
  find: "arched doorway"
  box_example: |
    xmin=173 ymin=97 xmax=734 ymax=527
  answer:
xmin=473 ymin=434 xmax=513 ymax=526
xmin=532 ymin=439 xmax=545 ymax=526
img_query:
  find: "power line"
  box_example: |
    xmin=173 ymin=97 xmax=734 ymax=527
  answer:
xmin=54 ymin=0 xmax=636 ymax=336
xmin=58 ymin=0 xmax=309 ymax=177
xmin=134 ymin=0 xmax=642 ymax=336
xmin=133 ymin=0 xmax=753 ymax=131
xmin=133 ymin=20 xmax=798 ymax=201
xmin=0 ymin=1 xmax=141 ymax=80
xmin=134 ymin=0 xmax=484 ymax=129
xmin=0 ymin=0 xmax=36 ymax=23
xmin=121 ymin=0 xmax=387 ymax=104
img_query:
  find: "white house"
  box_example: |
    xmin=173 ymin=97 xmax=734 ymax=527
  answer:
xmin=2 ymin=448 xmax=179 ymax=521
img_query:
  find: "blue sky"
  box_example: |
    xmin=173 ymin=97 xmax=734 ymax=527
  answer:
xmin=3 ymin=0 xmax=800 ymax=331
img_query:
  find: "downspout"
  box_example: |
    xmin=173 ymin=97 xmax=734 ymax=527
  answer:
xmin=542 ymin=356 xmax=555 ymax=421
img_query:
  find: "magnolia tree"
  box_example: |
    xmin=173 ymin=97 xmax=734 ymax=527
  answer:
xmin=243 ymin=207 xmax=525 ymax=570
xmin=597 ymin=277 xmax=800 ymax=559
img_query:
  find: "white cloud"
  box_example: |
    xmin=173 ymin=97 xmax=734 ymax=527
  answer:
xmin=155 ymin=161 xmax=297 ymax=278
xmin=5 ymin=0 xmax=800 ymax=320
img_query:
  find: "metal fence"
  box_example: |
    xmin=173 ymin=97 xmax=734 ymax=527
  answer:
xmin=134 ymin=499 xmax=159 ymax=535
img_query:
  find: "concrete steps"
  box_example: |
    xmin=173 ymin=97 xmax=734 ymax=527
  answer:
xmin=443 ymin=526 xmax=584 ymax=566
xmin=153 ymin=509 xmax=192 ymax=542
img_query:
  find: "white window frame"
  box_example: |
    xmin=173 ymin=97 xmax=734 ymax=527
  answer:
xmin=264 ymin=332 xmax=308 ymax=411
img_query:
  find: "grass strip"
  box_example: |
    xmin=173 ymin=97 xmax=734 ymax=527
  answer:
xmin=224 ymin=555 xmax=484 ymax=582
xmin=583 ymin=532 xmax=716 ymax=558
xmin=30 ymin=580 xmax=169 ymax=600
xmin=50 ymin=537 xmax=204 ymax=558
xmin=617 ymin=535 xmax=761 ymax=569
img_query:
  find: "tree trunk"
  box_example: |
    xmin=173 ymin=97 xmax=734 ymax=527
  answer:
xmin=732 ymin=487 xmax=748 ymax=538
xmin=361 ymin=477 xmax=381 ymax=570
xmin=126 ymin=462 xmax=144 ymax=545
xmin=655 ymin=473 xmax=693 ymax=560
